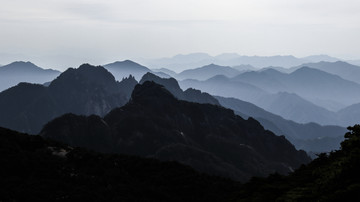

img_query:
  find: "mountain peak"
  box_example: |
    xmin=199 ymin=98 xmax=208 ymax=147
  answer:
xmin=49 ymin=64 xmax=117 ymax=91
xmin=2 ymin=61 xmax=41 ymax=71
xmin=131 ymin=81 xmax=176 ymax=103
xmin=105 ymin=60 xmax=149 ymax=70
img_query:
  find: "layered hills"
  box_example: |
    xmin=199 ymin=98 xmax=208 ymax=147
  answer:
xmin=40 ymin=81 xmax=310 ymax=181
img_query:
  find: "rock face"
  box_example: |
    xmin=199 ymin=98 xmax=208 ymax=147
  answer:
xmin=0 ymin=64 xmax=137 ymax=134
xmin=41 ymin=81 xmax=310 ymax=182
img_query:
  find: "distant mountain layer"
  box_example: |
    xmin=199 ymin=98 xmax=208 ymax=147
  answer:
xmin=137 ymin=53 xmax=340 ymax=72
xmin=0 ymin=126 xmax=240 ymax=201
xmin=0 ymin=61 xmax=60 ymax=92
xmin=236 ymin=66 xmax=360 ymax=108
xmin=0 ymin=64 xmax=137 ymax=134
xmin=292 ymin=61 xmax=360 ymax=84
xmin=176 ymin=64 xmax=241 ymax=81
xmin=180 ymin=66 xmax=360 ymax=126
xmin=41 ymin=81 xmax=310 ymax=182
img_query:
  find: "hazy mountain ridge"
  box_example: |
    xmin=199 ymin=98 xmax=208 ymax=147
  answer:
xmin=291 ymin=61 xmax=360 ymax=84
xmin=0 ymin=61 xmax=61 ymax=92
xmin=137 ymin=53 xmax=342 ymax=72
xmin=176 ymin=64 xmax=241 ymax=81
xmin=40 ymin=81 xmax=310 ymax=181
xmin=179 ymin=64 xmax=360 ymax=126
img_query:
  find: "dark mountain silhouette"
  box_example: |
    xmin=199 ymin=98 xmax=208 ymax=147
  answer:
xmin=140 ymin=72 xmax=184 ymax=99
xmin=216 ymin=96 xmax=346 ymax=153
xmin=40 ymin=81 xmax=310 ymax=182
xmin=140 ymin=72 xmax=220 ymax=105
xmin=1 ymin=119 xmax=357 ymax=201
xmin=177 ymin=64 xmax=240 ymax=81
xmin=0 ymin=126 xmax=240 ymax=201
xmin=0 ymin=64 xmax=137 ymax=134
xmin=236 ymin=125 xmax=360 ymax=201
xmin=0 ymin=61 xmax=60 ymax=92
xmin=103 ymin=60 xmax=151 ymax=81
xmin=292 ymin=61 xmax=360 ymax=84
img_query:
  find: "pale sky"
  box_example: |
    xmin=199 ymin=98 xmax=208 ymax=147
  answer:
xmin=0 ymin=0 xmax=360 ymax=70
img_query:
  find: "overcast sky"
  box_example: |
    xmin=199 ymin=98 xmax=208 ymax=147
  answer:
xmin=1 ymin=0 xmax=360 ymax=70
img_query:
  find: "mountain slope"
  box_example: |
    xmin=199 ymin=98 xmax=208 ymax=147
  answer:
xmin=41 ymin=81 xmax=310 ymax=182
xmin=0 ymin=64 xmax=137 ymax=134
xmin=0 ymin=126 xmax=240 ymax=201
xmin=236 ymin=125 xmax=360 ymax=201
xmin=257 ymin=92 xmax=339 ymax=125
xmin=0 ymin=61 xmax=60 ymax=92
xmin=140 ymin=72 xmax=220 ymax=105
xmin=337 ymin=103 xmax=360 ymax=127
xmin=216 ymin=96 xmax=346 ymax=153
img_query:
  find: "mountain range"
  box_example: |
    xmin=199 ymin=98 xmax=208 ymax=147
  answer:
xmin=180 ymin=65 xmax=360 ymax=126
xmin=0 ymin=61 xmax=60 ymax=92
xmin=0 ymin=62 xmax=348 ymax=154
xmin=40 ymin=81 xmax=310 ymax=181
